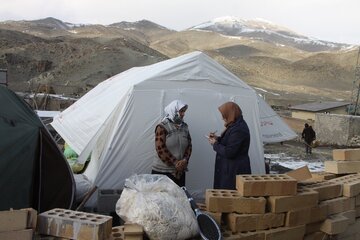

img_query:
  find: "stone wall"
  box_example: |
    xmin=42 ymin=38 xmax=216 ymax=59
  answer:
xmin=314 ymin=113 xmax=360 ymax=146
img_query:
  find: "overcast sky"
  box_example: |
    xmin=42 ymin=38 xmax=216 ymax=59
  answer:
xmin=1 ymin=0 xmax=359 ymax=45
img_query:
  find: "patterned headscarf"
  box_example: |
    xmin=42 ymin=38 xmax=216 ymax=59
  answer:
xmin=218 ymin=102 xmax=242 ymax=127
xmin=163 ymin=100 xmax=188 ymax=124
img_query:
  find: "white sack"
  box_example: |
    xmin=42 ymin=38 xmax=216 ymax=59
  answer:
xmin=116 ymin=174 xmax=199 ymax=240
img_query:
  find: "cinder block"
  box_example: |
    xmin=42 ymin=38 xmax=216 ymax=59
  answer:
xmin=341 ymin=210 xmax=356 ymax=225
xmin=336 ymin=218 xmax=360 ymax=238
xmin=308 ymin=205 xmax=328 ymax=224
xmin=0 ymin=209 xmax=28 ymax=232
xmin=267 ymin=188 xmax=318 ymax=213
xmin=319 ymin=197 xmax=353 ymax=215
xmin=262 ymin=225 xmax=305 ymax=240
xmin=97 ymin=189 xmax=122 ymax=213
xmin=222 ymin=230 xmax=265 ymax=240
xmin=0 ymin=229 xmax=33 ymax=240
xmin=320 ymin=214 xmax=350 ymax=235
xmin=325 ymin=161 xmax=360 ymax=174
xmin=310 ymin=171 xmax=337 ymax=181
xmin=205 ymin=189 xmax=266 ymax=214
xmin=37 ymin=208 xmax=112 ymax=240
xmin=301 ymin=181 xmax=342 ymax=201
xmin=236 ymin=174 xmax=297 ymax=197
xmin=226 ymin=212 xmax=284 ymax=232
xmin=303 ymin=232 xmax=326 ymax=240
xmin=285 ymin=207 xmax=311 ymax=227
xmin=124 ymin=222 xmax=143 ymax=239
xmin=197 ymin=203 xmax=222 ymax=226
xmin=305 ymin=222 xmax=322 ymax=234
xmin=286 ymin=166 xmax=312 ymax=181
xmin=333 ymin=149 xmax=360 ymax=161
xmin=328 ymin=174 xmax=360 ymax=197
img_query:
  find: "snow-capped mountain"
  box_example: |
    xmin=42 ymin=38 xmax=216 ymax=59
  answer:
xmin=190 ymin=16 xmax=352 ymax=51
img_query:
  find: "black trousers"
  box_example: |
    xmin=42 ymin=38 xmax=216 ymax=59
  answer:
xmin=151 ymin=170 xmax=185 ymax=187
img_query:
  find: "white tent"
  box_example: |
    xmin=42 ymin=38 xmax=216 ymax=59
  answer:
xmin=51 ymin=51 xmax=295 ymax=202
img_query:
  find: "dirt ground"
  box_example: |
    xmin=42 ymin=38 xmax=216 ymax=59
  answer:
xmin=264 ymin=140 xmax=334 ymax=174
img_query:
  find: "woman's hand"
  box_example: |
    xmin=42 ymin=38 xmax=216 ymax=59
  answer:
xmin=208 ymin=136 xmax=217 ymax=145
xmin=175 ymin=159 xmax=188 ymax=172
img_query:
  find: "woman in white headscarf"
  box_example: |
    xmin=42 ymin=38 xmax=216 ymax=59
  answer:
xmin=151 ymin=100 xmax=192 ymax=187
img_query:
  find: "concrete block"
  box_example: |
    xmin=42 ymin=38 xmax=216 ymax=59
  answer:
xmin=333 ymin=148 xmax=360 ymax=161
xmin=341 ymin=210 xmax=356 ymax=225
xmin=329 ymin=173 xmax=360 ymax=197
xmin=286 ymin=165 xmax=312 ymax=181
xmin=262 ymin=225 xmax=305 ymax=240
xmin=0 ymin=229 xmax=33 ymax=240
xmin=37 ymin=208 xmax=112 ymax=240
xmin=267 ymin=188 xmax=318 ymax=213
xmin=0 ymin=209 xmax=28 ymax=232
xmin=197 ymin=203 xmax=222 ymax=226
xmin=226 ymin=212 xmax=284 ymax=232
xmin=325 ymin=161 xmax=360 ymax=174
xmin=319 ymin=197 xmax=353 ymax=215
xmin=303 ymin=232 xmax=326 ymax=240
xmin=308 ymin=205 xmax=328 ymax=224
xmin=320 ymin=214 xmax=350 ymax=235
xmin=236 ymin=174 xmax=297 ymax=197
xmin=310 ymin=171 xmax=337 ymax=181
xmin=285 ymin=207 xmax=311 ymax=227
xmin=205 ymin=189 xmax=266 ymax=214
xmin=97 ymin=189 xmax=122 ymax=213
xmin=305 ymin=222 xmax=322 ymax=234
xmin=301 ymin=181 xmax=343 ymax=201
xmin=124 ymin=222 xmax=143 ymax=238
xmin=222 ymin=230 xmax=265 ymax=240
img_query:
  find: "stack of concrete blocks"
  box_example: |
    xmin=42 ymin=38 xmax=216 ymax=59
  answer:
xmin=110 ymin=223 xmax=143 ymax=240
xmin=37 ymin=208 xmax=112 ymax=240
xmin=0 ymin=208 xmax=37 ymax=240
xmin=204 ymin=174 xmax=315 ymax=240
xmin=324 ymin=148 xmax=360 ymax=174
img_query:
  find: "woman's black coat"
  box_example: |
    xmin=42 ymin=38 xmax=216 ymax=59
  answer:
xmin=213 ymin=116 xmax=251 ymax=190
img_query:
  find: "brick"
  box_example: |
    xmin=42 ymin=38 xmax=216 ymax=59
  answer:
xmin=236 ymin=174 xmax=297 ymax=197
xmin=355 ymin=194 xmax=360 ymax=206
xmin=267 ymin=188 xmax=318 ymax=213
xmin=206 ymin=189 xmax=266 ymax=214
xmin=37 ymin=208 xmax=112 ymax=240
xmin=97 ymin=189 xmax=122 ymax=213
xmin=285 ymin=207 xmax=311 ymax=227
xmin=308 ymin=205 xmax=328 ymax=224
xmin=310 ymin=171 xmax=337 ymax=181
xmin=333 ymin=148 xmax=360 ymax=161
xmin=197 ymin=203 xmax=222 ymax=225
xmin=262 ymin=225 xmax=305 ymax=240
xmin=0 ymin=229 xmax=33 ymax=240
xmin=226 ymin=212 xmax=284 ymax=232
xmin=303 ymin=232 xmax=326 ymax=240
xmin=124 ymin=223 xmax=144 ymax=237
xmin=286 ymin=166 xmax=312 ymax=181
xmin=320 ymin=214 xmax=350 ymax=235
xmin=319 ymin=197 xmax=354 ymax=215
xmin=222 ymin=230 xmax=265 ymax=240
xmin=0 ymin=209 xmax=28 ymax=232
xmin=341 ymin=210 xmax=356 ymax=225
xmin=110 ymin=226 xmax=142 ymax=240
xmin=331 ymin=174 xmax=360 ymax=197
xmin=336 ymin=218 xmax=360 ymax=238
xmin=305 ymin=222 xmax=322 ymax=234
xmin=301 ymin=181 xmax=342 ymax=201
xmin=325 ymin=161 xmax=360 ymax=174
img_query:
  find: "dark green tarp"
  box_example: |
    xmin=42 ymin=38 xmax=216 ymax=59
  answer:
xmin=0 ymin=85 xmax=75 ymax=212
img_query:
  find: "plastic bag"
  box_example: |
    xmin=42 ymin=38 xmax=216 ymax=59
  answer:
xmin=116 ymin=174 xmax=199 ymax=240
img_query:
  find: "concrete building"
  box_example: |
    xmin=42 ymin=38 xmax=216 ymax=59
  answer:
xmin=289 ymin=101 xmax=350 ymax=121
